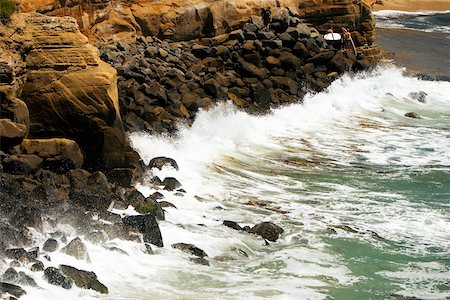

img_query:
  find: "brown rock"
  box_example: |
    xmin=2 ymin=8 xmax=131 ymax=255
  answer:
xmin=20 ymin=138 xmax=84 ymax=171
xmin=0 ymin=119 xmax=27 ymax=152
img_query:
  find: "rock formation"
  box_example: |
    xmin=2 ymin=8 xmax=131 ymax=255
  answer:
xmin=0 ymin=12 xmax=139 ymax=170
xmin=14 ymin=0 xmax=376 ymax=45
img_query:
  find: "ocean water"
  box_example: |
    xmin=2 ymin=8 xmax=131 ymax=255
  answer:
xmin=19 ymin=65 xmax=450 ymax=300
xmin=374 ymin=10 xmax=450 ymax=35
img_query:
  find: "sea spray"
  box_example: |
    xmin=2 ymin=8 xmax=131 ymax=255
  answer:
xmin=20 ymin=65 xmax=450 ymax=299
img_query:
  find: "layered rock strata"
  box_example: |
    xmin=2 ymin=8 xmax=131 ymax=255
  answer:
xmin=0 ymin=12 xmax=139 ymax=170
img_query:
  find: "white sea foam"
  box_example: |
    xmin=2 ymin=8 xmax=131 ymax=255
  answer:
xmin=20 ymin=66 xmax=450 ymax=299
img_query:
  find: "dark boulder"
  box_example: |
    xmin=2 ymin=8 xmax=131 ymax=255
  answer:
xmin=44 ymin=267 xmax=72 ymax=289
xmin=223 ymin=220 xmax=243 ymax=231
xmin=405 ymin=112 xmax=421 ymax=119
xmin=148 ymin=157 xmax=179 ymax=170
xmin=122 ymin=214 xmax=163 ymax=247
xmin=248 ymin=222 xmax=284 ymax=242
xmin=59 ymin=265 xmax=108 ymax=294
xmin=162 ymin=177 xmax=181 ymax=191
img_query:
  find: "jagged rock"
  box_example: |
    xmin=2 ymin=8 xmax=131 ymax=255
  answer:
xmin=0 ymin=282 xmax=26 ymax=298
xmin=4 ymin=248 xmax=30 ymax=261
xmin=69 ymin=171 xmax=116 ymax=211
xmin=148 ymin=157 xmax=179 ymax=170
xmin=162 ymin=177 xmax=181 ymax=191
xmin=61 ymin=237 xmax=90 ymax=261
xmin=0 ymin=119 xmax=26 ymax=153
xmin=122 ymin=214 xmax=163 ymax=247
xmin=59 ymin=265 xmax=108 ymax=294
xmin=44 ymin=267 xmax=72 ymax=289
xmin=172 ymin=243 xmax=208 ymax=258
xmin=248 ymin=222 xmax=284 ymax=242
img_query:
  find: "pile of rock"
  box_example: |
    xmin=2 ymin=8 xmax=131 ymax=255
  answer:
xmin=99 ymin=13 xmax=378 ymax=134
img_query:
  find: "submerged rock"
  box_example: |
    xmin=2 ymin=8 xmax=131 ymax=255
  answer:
xmin=172 ymin=243 xmax=208 ymax=258
xmin=59 ymin=265 xmax=108 ymax=294
xmin=408 ymin=91 xmax=428 ymax=103
xmin=248 ymin=222 xmax=284 ymax=242
xmin=405 ymin=112 xmax=421 ymax=119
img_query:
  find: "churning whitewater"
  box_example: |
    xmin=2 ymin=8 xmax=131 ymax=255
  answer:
xmin=24 ymin=65 xmax=450 ymax=299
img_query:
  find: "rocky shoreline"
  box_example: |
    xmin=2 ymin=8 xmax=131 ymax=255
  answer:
xmin=1 ymin=0 xmax=381 ymax=297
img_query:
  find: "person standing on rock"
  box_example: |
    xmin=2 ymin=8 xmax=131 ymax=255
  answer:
xmin=341 ymin=27 xmax=357 ymax=57
xmin=262 ymin=7 xmax=271 ymax=31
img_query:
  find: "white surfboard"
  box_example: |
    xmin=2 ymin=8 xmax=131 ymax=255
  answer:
xmin=324 ymin=33 xmax=342 ymax=41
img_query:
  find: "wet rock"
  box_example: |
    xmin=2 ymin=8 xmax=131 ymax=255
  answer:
xmin=59 ymin=265 xmax=108 ymax=294
xmin=43 ymin=238 xmax=58 ymax=252
xmin=27 ymin=247 xmax=39 ymax=259
xmin=405 ymin=112 xmax=421 ymax=119
xmin=4 ymin=248 xmax=30 ymax=261
xmin=105 ymin=168 xmax=137 ymax=188
xmin=137 ymin=197 xmax=165 ymax=221
xmin=162 ymin=177 xmax=181 ymax=191
xmin=0 ymin=282 xmax=26 ymax=298
xmin=223 ymin=220 xmax=243 ymax=231
xmin=61 ymin=237 xmax=90 ymax=261
xmin=189 ymin=257 xmax=210 ymax=266
xmin=10 ymin=204 xmax=42 ymax=230
xmin=122 ymin=214 xmax=163 ymax=247
xmin=85 ymin=230 xmax=109 ymax=244
xmin=159 ymin=201 xmax=177 ymax=209
xmin=172 ymin=243 xmax=208 ymax=258
xmin=408 ymin=91 xmax=428 ymax=103
xmin=248 ymin=222 xmax=284 ymax=242
xmin=148 ymin=157 xmax=179 ymax=170
xmin=44 ymin=267 xmax=72 ymax=289
xmin=30 ymin=261 xmax=44 ymax=272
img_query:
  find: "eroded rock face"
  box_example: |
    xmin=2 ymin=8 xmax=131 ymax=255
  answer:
xmin=5 ymin=13 xmax=139 ymax=170
xmin=16 ymin=1 xmax=376 ymax=43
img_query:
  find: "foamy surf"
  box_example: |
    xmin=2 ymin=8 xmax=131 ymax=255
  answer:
xmin=20 ymin=65 xmax=450 ymax=299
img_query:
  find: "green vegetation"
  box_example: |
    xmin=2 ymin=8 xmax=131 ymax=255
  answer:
xmin=0 ymin=0 xmax=16 ymax=24
xmin=135 ymin=202 xmax=156 ymax=214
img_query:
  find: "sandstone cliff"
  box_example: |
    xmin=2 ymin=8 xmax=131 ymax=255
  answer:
xmin=0 ymin=13 xmax=139 ymax=170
